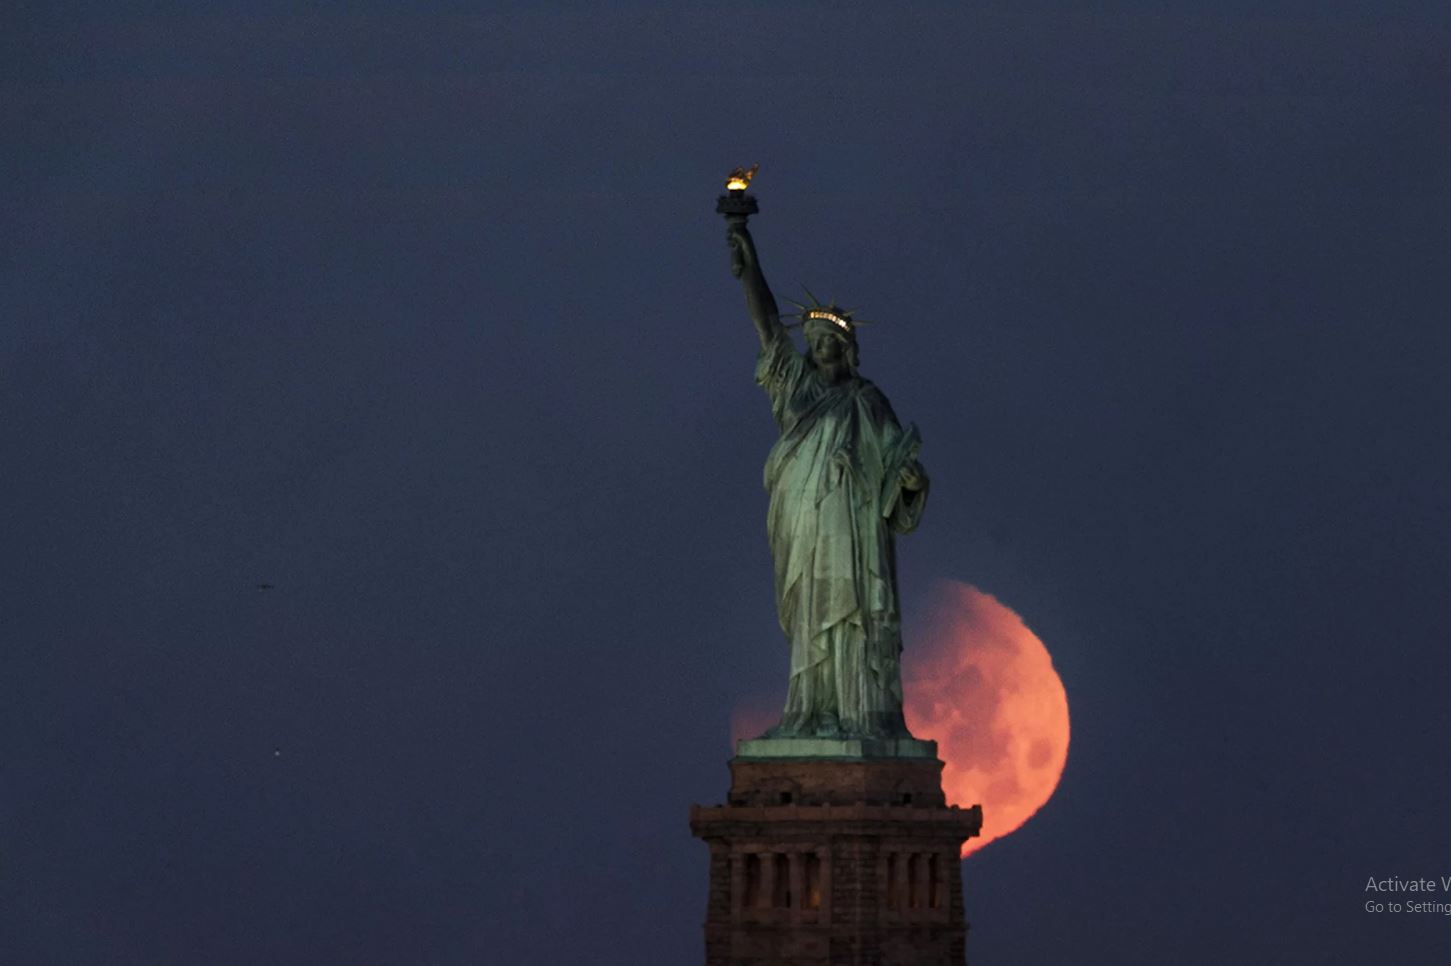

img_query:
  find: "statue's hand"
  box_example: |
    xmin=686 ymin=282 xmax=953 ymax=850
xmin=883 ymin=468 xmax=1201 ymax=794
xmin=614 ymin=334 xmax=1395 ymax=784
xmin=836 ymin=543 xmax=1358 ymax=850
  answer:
xmin=726 ymin=226 xmax=755 ymax=279
xmin=899 ymin=461 xmax=927 ymax=492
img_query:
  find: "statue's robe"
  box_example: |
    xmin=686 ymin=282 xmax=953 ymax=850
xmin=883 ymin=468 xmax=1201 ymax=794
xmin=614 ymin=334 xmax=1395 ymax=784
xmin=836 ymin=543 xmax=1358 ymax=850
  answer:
xmin=756 ymin=329 xmax=928 ymax=738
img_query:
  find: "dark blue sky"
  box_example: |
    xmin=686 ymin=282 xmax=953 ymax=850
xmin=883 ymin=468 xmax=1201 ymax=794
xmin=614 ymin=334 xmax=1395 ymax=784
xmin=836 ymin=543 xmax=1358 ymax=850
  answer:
xmin=4 ymin=3 xmax=1450 ymax=963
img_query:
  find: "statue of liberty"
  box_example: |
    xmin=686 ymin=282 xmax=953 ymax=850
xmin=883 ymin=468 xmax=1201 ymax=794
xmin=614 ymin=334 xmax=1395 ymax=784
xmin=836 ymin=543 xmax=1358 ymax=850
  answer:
xmin=726 ymin=223 xmax=929 ymax=740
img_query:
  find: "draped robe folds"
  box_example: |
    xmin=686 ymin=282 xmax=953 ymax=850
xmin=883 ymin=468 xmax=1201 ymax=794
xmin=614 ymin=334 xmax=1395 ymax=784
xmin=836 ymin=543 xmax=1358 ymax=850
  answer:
xmin=755 ymin=329 xmax=928 ymax=738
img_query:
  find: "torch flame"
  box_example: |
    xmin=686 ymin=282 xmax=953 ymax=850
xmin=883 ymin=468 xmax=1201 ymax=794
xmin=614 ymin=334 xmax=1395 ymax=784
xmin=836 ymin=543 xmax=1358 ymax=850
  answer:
xmin=725 ymin=163 xmax=759 ymax=191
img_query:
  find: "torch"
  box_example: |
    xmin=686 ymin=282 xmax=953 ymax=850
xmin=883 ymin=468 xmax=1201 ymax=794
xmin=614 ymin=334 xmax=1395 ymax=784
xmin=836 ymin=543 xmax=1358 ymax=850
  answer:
xmin=716 ymin=164 xmax=759 ymax=278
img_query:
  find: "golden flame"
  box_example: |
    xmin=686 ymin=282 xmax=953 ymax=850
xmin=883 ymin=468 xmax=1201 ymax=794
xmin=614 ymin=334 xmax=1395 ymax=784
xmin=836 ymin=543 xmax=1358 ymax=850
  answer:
xmin=724 ymin=163 xmax=759 ymax=191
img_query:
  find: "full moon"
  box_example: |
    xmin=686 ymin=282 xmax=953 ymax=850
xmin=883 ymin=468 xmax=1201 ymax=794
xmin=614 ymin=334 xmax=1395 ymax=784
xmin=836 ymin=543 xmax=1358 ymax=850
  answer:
xmin=903 ymin=580 xmax=1069 ymax=856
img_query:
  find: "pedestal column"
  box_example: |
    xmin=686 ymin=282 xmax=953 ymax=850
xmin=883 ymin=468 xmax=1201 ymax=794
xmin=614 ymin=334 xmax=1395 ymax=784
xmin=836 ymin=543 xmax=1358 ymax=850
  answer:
xmin=690 ymin=738 xmax=982 ymax=966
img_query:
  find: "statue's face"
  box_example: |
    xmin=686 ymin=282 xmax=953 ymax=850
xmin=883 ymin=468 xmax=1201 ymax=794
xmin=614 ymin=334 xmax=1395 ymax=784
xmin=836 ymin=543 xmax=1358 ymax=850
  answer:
xmin=810 ymin=330 xmax=849 ymax=365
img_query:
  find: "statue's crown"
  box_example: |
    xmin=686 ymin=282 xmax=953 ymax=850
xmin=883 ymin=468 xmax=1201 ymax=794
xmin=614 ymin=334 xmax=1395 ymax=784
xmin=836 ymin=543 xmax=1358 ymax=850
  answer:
xmin=783 ymin=287 xmax=872 ymax=336
xmin=803 ymin=307 xmax=853 ymax=333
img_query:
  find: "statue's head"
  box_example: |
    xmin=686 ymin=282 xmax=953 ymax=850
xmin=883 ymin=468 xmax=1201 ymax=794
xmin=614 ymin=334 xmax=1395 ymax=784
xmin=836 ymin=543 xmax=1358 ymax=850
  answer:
xmin=804 ymin=314 xmax=859 ymax=371
xmin=789 ymin=293 xmax=864 ymax=373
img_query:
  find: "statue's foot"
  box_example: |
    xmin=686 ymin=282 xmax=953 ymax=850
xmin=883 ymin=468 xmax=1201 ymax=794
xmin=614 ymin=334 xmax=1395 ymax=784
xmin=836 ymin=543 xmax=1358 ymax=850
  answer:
xmin=763 ymin=716 xmax=808 ymax=739
xmin=813 ymin=713 xmax=843 ymax=739
xmin=853 ymin=711 xmax=912 ymax=739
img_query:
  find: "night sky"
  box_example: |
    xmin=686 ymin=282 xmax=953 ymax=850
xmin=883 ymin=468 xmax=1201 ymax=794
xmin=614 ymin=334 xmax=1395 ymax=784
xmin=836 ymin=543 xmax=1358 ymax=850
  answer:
xmin=4 ymin=3 xmax=1450 ymax=963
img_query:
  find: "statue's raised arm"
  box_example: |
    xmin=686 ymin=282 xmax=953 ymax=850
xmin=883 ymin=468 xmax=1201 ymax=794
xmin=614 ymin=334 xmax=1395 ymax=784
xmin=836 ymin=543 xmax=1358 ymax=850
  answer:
xmin=727 ymin=225 xmax=782 ymax=349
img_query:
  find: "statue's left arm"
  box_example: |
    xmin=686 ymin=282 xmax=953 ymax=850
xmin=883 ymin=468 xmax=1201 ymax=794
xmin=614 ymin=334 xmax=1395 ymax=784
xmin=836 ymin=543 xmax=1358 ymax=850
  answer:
xmin=890 ymin=460 xmax=929 ymax=533
xmin=899 ymin=462 xmax=927 ymax=494
xmin=872 ymin=402 xmax=928 ymax=533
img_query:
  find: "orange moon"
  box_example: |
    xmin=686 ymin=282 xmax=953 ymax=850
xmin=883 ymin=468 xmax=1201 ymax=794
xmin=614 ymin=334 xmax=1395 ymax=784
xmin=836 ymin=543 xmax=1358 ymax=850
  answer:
xmin=903 ymin=581 xmax=1069 ymax=856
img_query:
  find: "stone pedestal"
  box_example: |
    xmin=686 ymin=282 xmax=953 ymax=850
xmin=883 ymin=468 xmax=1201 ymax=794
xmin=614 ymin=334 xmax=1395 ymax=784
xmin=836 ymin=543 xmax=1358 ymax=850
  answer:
xmin=690 ymin=747 xmax=982 ymax=966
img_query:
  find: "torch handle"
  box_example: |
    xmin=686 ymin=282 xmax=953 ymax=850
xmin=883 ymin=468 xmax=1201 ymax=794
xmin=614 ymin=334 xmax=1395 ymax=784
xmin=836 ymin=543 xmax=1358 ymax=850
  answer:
xmin=725 ymin=212 xmax=750 ymax=278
